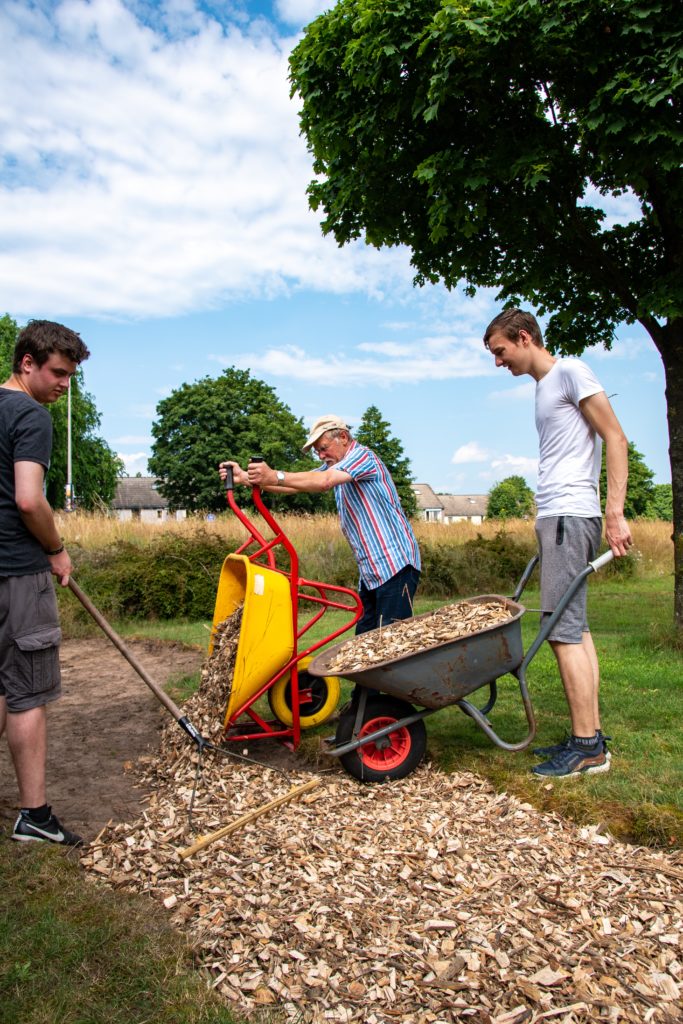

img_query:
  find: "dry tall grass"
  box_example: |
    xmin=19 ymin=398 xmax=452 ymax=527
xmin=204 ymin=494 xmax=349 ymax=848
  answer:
xmin=56 ymin=511 xmax=674 ymax=577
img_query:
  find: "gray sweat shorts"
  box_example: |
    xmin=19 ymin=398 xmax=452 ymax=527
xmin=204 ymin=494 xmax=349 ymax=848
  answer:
xmin=0 ymin=571 xmax=62 ymax=712
xmin=535 ymin=516 xmax=602 ymax=644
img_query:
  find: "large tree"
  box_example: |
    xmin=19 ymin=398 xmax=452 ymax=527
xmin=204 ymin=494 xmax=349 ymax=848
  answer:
xmin=290 ymin=0 xmax=683 ymax=626
xmin=487 ymin=475 xmax=535 ymax=520
xmin=600 ymin=442 xmax=655 ymax=520
xmin=355 ymin=404 xmax=418 ymax=516
xmin=149 ymin=367 xmax=323 ymax=513
xmin=0 ymin=314 xmax=122 ymax=509
xmin=647 ymin=484 xmax=673 ymax=522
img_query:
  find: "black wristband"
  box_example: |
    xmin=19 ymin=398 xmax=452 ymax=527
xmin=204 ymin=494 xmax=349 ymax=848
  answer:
xmin=45 ymin=544 xmax=65 ymax=556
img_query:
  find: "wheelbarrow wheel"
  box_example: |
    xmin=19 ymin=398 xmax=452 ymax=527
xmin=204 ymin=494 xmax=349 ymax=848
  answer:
xmin=336 ymin=695 xmax=427 ymax=783
xmin=268 ymin=656 xmax=341 ymax=729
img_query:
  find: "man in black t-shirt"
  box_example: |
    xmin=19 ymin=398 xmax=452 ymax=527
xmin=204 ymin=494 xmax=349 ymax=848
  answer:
xmin=0 ymin=320 xmax=90 ymax=846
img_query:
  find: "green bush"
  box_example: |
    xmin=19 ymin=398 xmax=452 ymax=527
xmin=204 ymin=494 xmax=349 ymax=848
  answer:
xmin=419 ymin=531 xmax=536 ymax=598
xmin=59 ymin=530 xmax=234 ymax=623
xmin=56 ymin=524 xmax=635 ymax=626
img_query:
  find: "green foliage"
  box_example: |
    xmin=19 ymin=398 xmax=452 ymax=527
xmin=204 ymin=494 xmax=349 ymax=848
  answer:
xmin=46 ymin=376 xmax=123 ymax=510
xmin=149 ymin=367 xmax=326 ymax=514
xmin=487 ymin=475 xmax=535 ymax=519
xmin=355 ymin=404 xmax=418 ymax=516
xmin=646 ymin=482 xmax=673 ymax=521
xmin=58 ymin=524 xmax=540 ymax=631
xmin=290 ymin=0 xmax=683 ymax=626
xmin=290 ymin=0 xmax=682 ymax=346
xmin=0 ymin=314 xmax=123 ymax=509
xmin=0 ymin=314 xmax=16 ymax=379
xmin=60 ymin=530 xmax=234 ymax=624
xmin=600 ymin=441 xmax=655 ymax=518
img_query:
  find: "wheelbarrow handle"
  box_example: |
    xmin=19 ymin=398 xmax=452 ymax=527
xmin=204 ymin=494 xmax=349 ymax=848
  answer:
xmin=589 ymin=549 xmax=615 ymax=572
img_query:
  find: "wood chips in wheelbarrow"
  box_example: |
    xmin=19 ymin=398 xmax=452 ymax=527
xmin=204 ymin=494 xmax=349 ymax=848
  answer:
xmin=326 ymin=599 xmax=513 ymax=673
xmin=81 ymin=746 xmax=683 ymax=1024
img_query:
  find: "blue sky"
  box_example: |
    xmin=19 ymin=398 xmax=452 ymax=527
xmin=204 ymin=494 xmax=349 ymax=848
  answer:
xmin=1 ymin=0 xmax=670 ymax=496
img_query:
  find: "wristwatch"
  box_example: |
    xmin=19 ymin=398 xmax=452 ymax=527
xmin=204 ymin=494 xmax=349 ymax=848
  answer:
xmin=276 ymin=471 xmax=285 ymax=484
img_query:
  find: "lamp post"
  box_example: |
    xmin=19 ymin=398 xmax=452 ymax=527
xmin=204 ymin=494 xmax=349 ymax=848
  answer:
xmin=64 ymin=378 xmax=73 ymax=512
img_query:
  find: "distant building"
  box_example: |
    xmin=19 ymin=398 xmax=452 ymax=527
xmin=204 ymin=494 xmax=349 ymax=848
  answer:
xmin=440 ymin=494 xmax=488 ymax=525
xmin=412 ymin=483 xmax=444 ymax=522
xmin=111 ymin=477 xmax=187 ymax=523
xmin=413 ymin=483 xmax=488 ymax=524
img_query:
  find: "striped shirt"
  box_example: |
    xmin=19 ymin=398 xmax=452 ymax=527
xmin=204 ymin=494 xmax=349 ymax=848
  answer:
xmin=325 ymin=441 xmax=421 ymax=590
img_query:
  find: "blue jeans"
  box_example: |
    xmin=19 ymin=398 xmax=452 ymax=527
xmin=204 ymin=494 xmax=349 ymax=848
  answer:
xmin=356 ymin=564 xmax=421 ymax=636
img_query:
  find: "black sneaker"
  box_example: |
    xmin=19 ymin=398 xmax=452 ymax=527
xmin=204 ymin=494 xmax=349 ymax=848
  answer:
xmin=11 ymin=809 xmax=83 ymax=847
xmin=531 ymin=743 xmax=610 ymax=779
xmin=533 ymin=731 xmax=612 ymax=761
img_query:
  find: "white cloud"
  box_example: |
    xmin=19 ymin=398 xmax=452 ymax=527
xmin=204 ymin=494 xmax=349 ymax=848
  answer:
xmin=118 ymin=450 xmax=150 ymax=475
xmin=451 ymin=442 xmax=490 ymax=465
xmin=210 ymin=331 xmax=495 ymax=387
xmin=274 ymin=0 xmax=334 ymax=26
xmin=0 ymin=0 xmax=415 ymax=319
xmin=489 ymin=454 xmax=538 ymax=479
xmin=112 ymin=434 xmax=152 ymax=445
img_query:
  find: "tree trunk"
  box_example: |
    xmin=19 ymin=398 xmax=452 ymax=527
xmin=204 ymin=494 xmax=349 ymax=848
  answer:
xmin=655 ymin=320 xmax=683 ymax=631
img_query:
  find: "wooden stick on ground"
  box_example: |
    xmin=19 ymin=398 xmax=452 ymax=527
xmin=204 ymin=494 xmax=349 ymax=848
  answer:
xmin=178 ymin=777 xmax=322 ymax=860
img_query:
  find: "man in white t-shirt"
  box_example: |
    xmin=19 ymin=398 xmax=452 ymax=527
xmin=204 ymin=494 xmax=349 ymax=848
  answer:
xmin=484 ymin=308 xmax=632 ymax=779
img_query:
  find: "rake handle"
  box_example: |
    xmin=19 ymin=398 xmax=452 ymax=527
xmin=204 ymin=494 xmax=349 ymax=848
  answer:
xmin=178 ymin=777 xmax=321 ymax=859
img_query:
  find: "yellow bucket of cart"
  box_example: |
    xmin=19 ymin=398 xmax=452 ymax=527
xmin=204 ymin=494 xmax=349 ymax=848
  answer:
xmin=209 ymin=554 xmax=294 ymax=725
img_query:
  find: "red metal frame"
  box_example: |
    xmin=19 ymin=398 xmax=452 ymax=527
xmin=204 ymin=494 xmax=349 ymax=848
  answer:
xmin=221 ymin=478 xmax=362 ymax=747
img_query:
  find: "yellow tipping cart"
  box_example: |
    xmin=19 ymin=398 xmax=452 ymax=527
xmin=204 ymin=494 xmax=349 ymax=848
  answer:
xmin=210 ymin=464 xmax=363 ymax=748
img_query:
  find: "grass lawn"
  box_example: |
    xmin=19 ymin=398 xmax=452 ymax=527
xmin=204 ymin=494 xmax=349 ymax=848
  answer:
xmin=112 ymin=572 xmax=682 ymax=848
xmin=0 ymin=844 xmax=245 ymax=1024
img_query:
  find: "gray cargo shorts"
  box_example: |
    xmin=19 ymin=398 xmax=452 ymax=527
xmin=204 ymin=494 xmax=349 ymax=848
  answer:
xmin=0 ymin=571 xmax=62 ymax=711
xmin=535 ymin=516 xmax=602 ymax=643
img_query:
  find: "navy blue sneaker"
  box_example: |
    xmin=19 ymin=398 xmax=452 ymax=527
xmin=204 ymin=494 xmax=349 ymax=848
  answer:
xmin=11 ymin=809 xmax=83 ymax=847
xmin=533 ymin=731 xmax=612 ymax=761
xmin=532 ymin=733 xmax=571 ymax=758
xmin=531 ymin=743 xmax=610 ymax=779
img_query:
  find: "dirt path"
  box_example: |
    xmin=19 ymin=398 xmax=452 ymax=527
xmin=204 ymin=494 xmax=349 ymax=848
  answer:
xmin=0 ymin=638 xmax=206 ymax=841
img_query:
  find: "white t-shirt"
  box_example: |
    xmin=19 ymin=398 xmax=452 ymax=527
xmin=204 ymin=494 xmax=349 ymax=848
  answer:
xmin=535 ymin=358 xmax=604 ymax=517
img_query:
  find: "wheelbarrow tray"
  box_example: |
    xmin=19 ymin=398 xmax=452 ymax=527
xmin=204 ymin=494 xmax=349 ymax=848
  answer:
xmin=209 ymin=554 xmax=294 ymax=724
xmin=307 ymin=595 xmax=525 ymax=710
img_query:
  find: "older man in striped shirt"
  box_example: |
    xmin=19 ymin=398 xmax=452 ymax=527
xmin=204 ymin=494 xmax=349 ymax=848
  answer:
xmin=221 ymin=415 xmax=420 ymax=635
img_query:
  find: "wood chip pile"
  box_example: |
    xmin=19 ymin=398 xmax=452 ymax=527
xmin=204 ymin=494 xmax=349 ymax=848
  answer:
xmin=326 ymin=600 xmax=514 ymax=673
xmin=81 ymin=731 xmax=682 ymax=1023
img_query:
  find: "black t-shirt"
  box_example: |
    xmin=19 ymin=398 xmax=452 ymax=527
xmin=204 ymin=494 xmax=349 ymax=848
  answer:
xmin=0 ymin=388 xmax=52 ymax=575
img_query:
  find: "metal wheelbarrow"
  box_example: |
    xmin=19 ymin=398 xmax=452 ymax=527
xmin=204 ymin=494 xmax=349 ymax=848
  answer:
xmin=307 ymin=550 xmax=614 ymax=781
xmin=212 ymin=465 xmax=363 ymax=749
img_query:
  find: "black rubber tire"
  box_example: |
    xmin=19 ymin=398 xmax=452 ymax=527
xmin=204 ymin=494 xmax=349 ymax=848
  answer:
xmin=336 ymin=695 xmax=427 ymax=783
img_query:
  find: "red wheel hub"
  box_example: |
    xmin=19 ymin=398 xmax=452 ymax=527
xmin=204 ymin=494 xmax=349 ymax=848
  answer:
xmin=358 ymin=716 xmax=412 ymax=771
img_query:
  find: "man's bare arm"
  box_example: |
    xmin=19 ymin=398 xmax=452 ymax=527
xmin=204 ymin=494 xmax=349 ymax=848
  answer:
xmin=580 ymin=392 xmax=632 ymax=557
xmin=15 ymin=461 xmax=72 ymax=583
xmin=246 ymin=460 xmax=352 ymax=493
